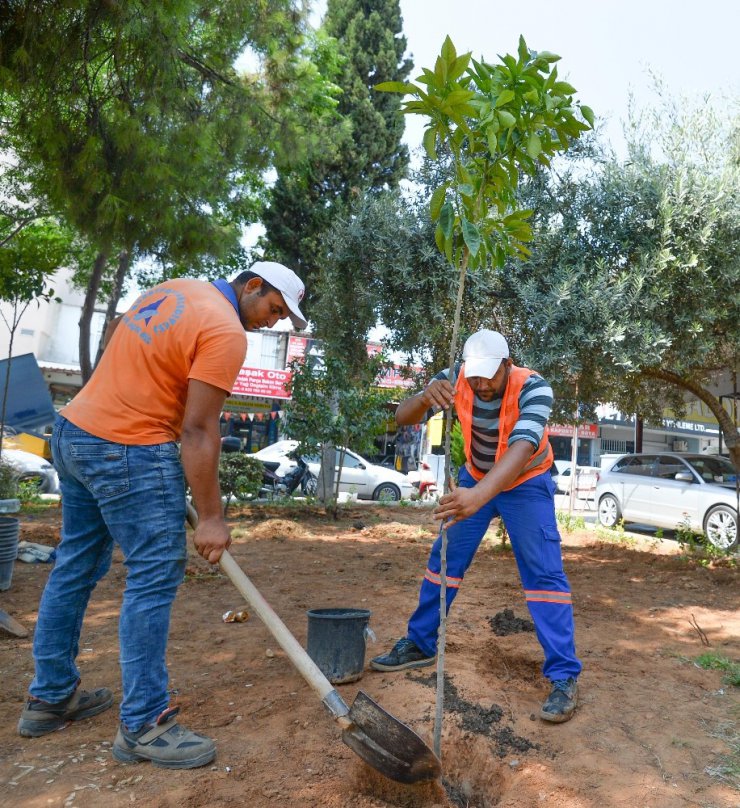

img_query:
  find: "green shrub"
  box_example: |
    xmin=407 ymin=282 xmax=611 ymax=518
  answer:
xmin=450 ymin=421 xmax=465 ymax=470
xmin=0 ymin=458 xmax=19 ymax=500
xmin=695 ymin=652 xmax=740 ymax=688
xmin=556 ymin=511 xmax=586 ymax=533
xmin=219 ymin=454 xmax=263 ymax=514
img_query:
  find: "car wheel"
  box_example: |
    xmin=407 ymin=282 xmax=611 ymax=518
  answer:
xmin=598 ymin=494 xmax=621 ymax=528
xmin=703 ymin=505 xmax=738 ymax=552
xmin=373 ymin=482 xmax=401 ymax=502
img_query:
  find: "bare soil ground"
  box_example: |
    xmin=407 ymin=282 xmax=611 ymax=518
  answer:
xmin=1 ymin=501 xmax=738 ymax=808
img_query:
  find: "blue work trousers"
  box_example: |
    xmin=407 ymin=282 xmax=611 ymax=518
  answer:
xmin=407 ymin=466 xmax=581 ymax=682
xmin=30 ymin=416 xmax=187 ymax=731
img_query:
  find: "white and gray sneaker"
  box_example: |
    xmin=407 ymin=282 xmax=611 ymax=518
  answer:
xmin=112 ymin=707 xmax=216 ymax=769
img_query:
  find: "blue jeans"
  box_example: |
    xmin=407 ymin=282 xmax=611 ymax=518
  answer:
xmin=31 ymin=416 xmax=187 ymax=731
xmin=407 ymin=467 xmax=582 ymax=682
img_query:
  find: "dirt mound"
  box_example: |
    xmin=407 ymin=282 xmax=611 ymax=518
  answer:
xmin=488 ymin=609 xmax=535 ymax=636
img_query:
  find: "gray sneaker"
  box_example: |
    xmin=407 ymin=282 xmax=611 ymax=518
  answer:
xmin=18 ymin=686 xmax=113 ymax=737
xmin=370 ymin=637 xmax=436 ymax=672
xmin=112 ymin=707 xmax=216 ymax=769
xmin=540 ymin=677 xmax=578 ymax=723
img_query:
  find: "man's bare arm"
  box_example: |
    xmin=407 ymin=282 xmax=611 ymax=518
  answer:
xmin=180 ymin=379 xmax=231 ymax=563
xmin=396 ymin=379 xmax=455 ymax=425
xmin=433 ymin=440 xmax=536 ymax=526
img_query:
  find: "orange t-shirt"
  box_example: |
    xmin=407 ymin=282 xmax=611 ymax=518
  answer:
xmin=62 ymin=279 xmax=247 ymax=444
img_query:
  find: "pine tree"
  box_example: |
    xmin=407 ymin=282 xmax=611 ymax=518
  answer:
xmin=262 ymin=0 xmax=412 ymax=299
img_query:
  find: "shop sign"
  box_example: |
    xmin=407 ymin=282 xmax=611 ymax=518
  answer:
xmin=224 ymin=396 xmax=272 ymax=413
xmin=376 ymin=367 xmax=416 ymax=389
xmin=549 ymin=423 xmax=598 ymax=439
xmin=233 ymin=367 xmax=291 ymax=399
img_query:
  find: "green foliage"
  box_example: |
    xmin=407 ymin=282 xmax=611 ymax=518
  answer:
xmin=284 ymin=353 xmax=394 ymax=459
xmin=262 ymin=0 xmax=412 ymax=300
xmin=315 ymin=176 xmax=500 ymax=374
xmin=694 ymin=653 xmax=740 ymax=688
xmin=556 ymin=511 xmax=586 ymax=533
xmin=1 ymin=2 xmax=339 ymax=374
xmin=0 ymin=214 xmax=73 ymax=451
xmin=218 ymin=453 xmax=263 ymax=515
xmin=0 ymin=458 xmax=19 ymax=500
xmin=595 ymin=519 xmax=636 ymax=547
xmin=497 ymin=91 xmax=739 ymax=462
xmin=0 ymin=217 xmax=70 ymax=298
xmin=18 ymin=479 xmax=43 ymax=506
xmin=377 ymin=34 xmax=591 ymax=272
xmin=377 ymin=35 xmax=589 ymax=509
xmin=450 ymin=421 xmax=466 ymax=470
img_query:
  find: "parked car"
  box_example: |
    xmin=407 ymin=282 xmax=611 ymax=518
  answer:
xmin=1 ymin=448 xmax=60 ymax=494
xmin=596 ymin=453 xmax=738 ymax=551
xmin=252 ymin=440 xmax=415 ymax=501
xmin=550 ymin=460 xmax=571 ymax=493
xmin=550 ymin=460 xmax=601 ymax=496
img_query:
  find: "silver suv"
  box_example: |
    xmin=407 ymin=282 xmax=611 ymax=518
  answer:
xmin=596 ymin=453 xmax=738 ymax=551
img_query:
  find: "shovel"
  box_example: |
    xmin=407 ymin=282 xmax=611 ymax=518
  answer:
xmin=186 ymin=503 xmax=441 ymax=784
xmin=0 ymin=608 xmax=28 ymax=638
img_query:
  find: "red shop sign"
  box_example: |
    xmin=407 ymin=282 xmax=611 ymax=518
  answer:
xmin=548 ymin=423 xmax=598 ymax=439
xmin=232 ymin=366 xmax=292 ymax=400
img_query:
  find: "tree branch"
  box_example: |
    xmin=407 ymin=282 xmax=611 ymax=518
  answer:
xmin=0 ymin=216 xmax=39 ymax=248
xmin=640 ymin=367 xmax=739 ymax=449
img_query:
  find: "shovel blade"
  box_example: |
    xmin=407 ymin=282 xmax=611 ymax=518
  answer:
xmin=342 ymin=690 xmax=441 ymax=784
xmin=0 ymin=608 xmax=28 ymax=638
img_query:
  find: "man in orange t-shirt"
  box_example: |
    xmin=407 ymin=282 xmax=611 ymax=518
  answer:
xmin=19 ymin=262 xmax=307 ymax=770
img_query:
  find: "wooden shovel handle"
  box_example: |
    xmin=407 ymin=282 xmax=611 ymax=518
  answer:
xmin=218 ymin=549 xmax=337 ymax=704
xmin=185 ymin=502 xmax=341 ymax=709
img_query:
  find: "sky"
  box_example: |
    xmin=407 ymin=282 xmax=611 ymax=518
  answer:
xmin=335 ymin=0 xmax=739 ymax=158
xmin=126 ymin=1 xmax=738 ymax=312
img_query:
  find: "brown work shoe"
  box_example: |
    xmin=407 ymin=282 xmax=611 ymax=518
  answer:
xmin=18 ymin=686 xmax=114 ymax=737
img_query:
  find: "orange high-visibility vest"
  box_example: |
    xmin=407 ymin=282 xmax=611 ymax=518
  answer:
xmin=455 ymin=363 xmax=553 ymax=491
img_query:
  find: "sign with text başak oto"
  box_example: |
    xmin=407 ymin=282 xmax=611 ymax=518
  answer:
xmin=232 ymin=367 xmax=291 ymax=399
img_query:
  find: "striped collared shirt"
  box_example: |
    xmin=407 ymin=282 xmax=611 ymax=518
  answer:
xmin=425 ymin=364 xmax=553 ymax=474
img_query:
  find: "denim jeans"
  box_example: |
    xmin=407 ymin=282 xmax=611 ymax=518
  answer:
xmin=407 ymin=467 xmax=581 ymax=682
xmin=31 ymin=416 xmax=187 ymax=731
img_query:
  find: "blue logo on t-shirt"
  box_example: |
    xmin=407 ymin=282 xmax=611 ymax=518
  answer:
xmin=132 ymin=296 xmax=168 ymax=326
xmin=123 ymin=287 xmax=186 ymax=344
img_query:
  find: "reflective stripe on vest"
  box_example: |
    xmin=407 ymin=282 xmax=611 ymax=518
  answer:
xmin=454 ymin=364 xmax=553 ymax=491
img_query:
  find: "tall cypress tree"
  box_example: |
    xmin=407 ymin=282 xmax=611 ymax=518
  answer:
xmin=262 ymin=0 xmax=412 ymax=299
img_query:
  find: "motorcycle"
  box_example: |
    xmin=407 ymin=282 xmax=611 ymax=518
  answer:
xmin=412 ymin=460 xmax=439 ymax=502
xmin=259 ymin=454 xmax=317 ymax=499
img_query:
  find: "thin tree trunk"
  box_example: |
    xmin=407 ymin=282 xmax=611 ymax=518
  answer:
xmin=434 ymin=247 xmax=469 ymax=761
xmin=79 ymin=249 xmax=109 ymax=385
xmin=94 ymin=248 xmax=130 ymax=368
xmin=318 ymin=441 xmax=336 ymax=512
xmin=0 ymin=302 xmax=18 ymax=458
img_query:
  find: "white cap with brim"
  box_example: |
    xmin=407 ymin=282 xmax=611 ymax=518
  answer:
xmin=462 ymin=329 xmax=509 ymax=379
xmin=250 ymin=260 xmax=308 ymax=330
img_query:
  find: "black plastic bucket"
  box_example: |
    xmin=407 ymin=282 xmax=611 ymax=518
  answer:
xmin=306 ymin=607 xmax=372 ymax=684
xmin=0 ymin=516 xmax=19 ymax=591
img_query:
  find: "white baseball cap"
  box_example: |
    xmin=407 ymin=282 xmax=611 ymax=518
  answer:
xmin=250 ymin=261 xmax=308 ymax=330
xmin=462 ymin=329 xmax=509 ymax=378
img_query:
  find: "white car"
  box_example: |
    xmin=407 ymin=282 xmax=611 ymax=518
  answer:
xmin=252 ymin=440 xmax=415 ymax=501
xmin=596 ymin=453 xmax=738 ymax=551
xmin=1 ymin=448 xmax=60 ymax=494
xmin=551 ymin=460 xmax=601 ymax=497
